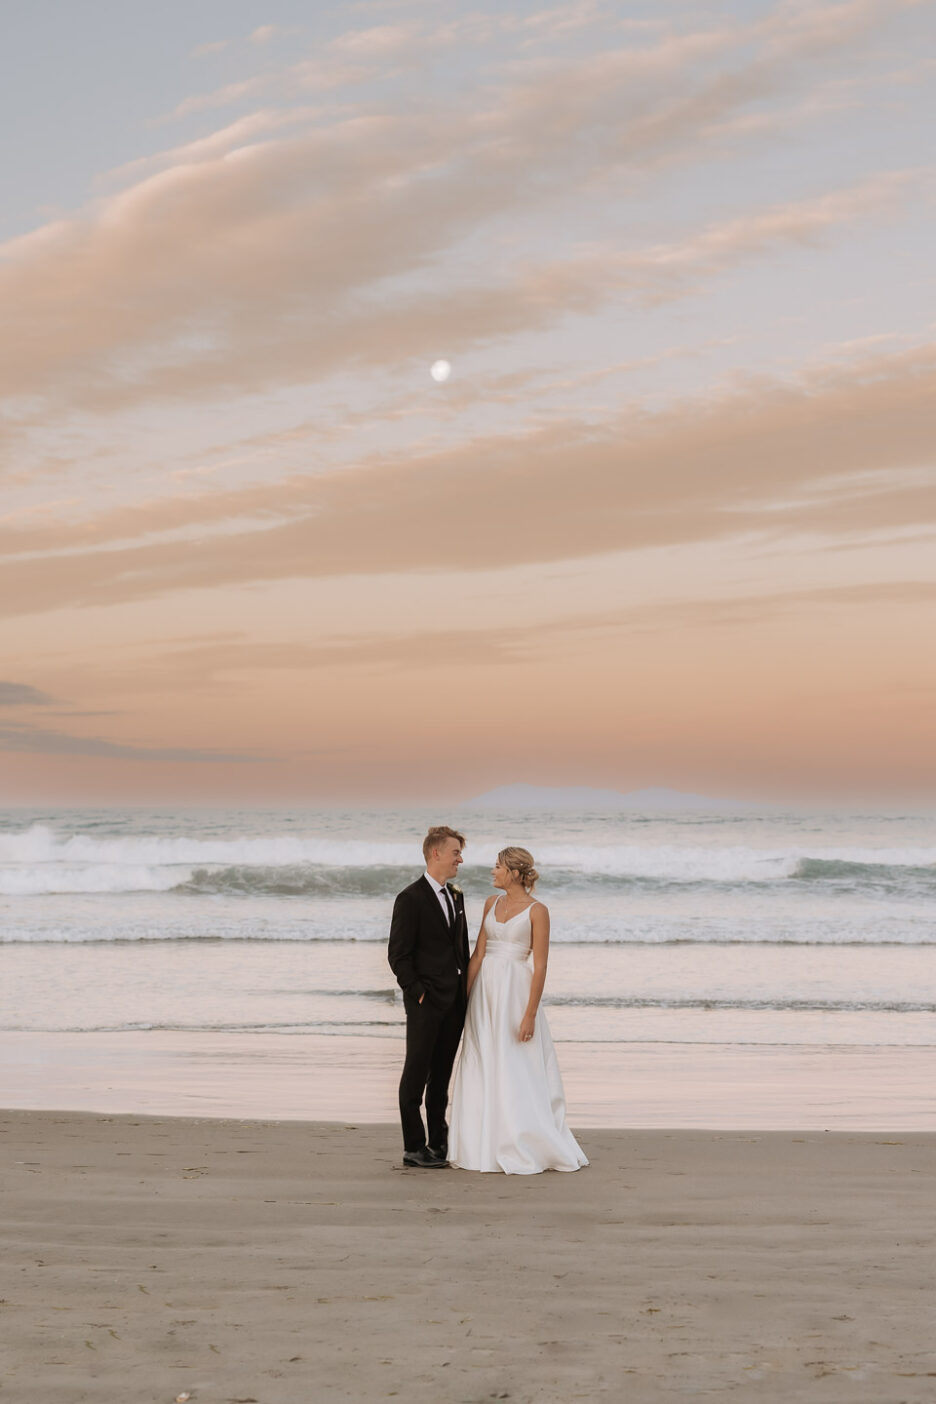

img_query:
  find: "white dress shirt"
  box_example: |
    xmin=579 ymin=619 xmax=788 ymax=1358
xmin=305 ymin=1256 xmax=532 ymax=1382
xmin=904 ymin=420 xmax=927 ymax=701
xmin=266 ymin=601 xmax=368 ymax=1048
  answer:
xmin=423 ymin=870 xmax=454 ymax=926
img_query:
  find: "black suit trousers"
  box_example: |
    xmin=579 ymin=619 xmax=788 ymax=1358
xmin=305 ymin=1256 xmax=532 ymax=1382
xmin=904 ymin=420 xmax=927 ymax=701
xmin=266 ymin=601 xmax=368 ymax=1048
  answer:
xmin=399 ymin=989 xmax=466 ymax=1152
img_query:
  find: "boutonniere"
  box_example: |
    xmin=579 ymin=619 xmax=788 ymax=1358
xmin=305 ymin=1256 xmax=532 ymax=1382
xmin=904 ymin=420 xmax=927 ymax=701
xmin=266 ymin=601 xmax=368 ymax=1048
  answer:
xmin=448 ymin=883 xmax=463 ymax=898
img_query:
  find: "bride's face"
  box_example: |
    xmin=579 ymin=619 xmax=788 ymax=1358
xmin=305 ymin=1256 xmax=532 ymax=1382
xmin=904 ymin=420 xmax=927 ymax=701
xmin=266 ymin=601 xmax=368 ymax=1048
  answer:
xmin=492 ymin=860 xmax=512 ymax=890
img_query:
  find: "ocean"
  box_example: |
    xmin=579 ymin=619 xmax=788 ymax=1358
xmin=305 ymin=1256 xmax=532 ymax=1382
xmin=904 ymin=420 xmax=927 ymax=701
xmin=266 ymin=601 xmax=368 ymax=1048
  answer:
xmin=2 ymin=804 xmax=935 ymax=1057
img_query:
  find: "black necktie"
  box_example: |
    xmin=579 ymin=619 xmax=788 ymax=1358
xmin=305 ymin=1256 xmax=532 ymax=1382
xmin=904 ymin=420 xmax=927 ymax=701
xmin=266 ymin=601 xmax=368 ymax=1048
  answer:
xmin=441 ymin=886 xmax=455 ymax=926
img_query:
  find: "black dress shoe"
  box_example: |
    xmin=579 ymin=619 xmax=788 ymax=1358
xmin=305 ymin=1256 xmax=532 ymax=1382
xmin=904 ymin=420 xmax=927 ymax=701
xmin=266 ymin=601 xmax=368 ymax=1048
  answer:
xmin=403 ymin=1147 xmax=448 ymax=1168
xmin=427 ymin=1145 xmax=448 ymax=1164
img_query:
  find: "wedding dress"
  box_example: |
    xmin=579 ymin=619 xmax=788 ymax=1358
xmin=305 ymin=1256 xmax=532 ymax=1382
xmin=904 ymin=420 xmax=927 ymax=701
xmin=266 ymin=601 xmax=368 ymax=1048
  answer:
xmin=448 ymin=899 xmax=588 ymax=1174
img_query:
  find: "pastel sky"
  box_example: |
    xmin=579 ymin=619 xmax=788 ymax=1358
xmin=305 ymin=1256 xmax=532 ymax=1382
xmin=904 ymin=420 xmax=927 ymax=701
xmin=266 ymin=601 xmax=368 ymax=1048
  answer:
xmin=1 ymin=0 xmax=935 ymax=806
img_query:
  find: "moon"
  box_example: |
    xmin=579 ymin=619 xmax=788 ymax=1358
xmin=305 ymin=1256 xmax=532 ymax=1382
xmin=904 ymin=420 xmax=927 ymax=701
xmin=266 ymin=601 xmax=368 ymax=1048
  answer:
xmin=430 ymin=360 xmax=452 ymax=383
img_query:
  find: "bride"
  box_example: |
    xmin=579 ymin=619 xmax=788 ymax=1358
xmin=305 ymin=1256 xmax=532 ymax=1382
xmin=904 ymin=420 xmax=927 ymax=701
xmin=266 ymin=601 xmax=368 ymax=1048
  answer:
xmin=448 ymin=847 xmax=588 ymax=1174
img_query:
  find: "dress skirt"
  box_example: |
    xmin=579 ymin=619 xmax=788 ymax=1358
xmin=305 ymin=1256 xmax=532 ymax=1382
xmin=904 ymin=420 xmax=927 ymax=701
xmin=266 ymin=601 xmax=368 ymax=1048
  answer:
xmin=449 ymin=935 xmax=588 ymax=1175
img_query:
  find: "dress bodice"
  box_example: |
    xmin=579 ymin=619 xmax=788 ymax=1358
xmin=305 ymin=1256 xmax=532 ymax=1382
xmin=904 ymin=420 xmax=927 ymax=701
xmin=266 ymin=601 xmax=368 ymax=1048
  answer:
xmin=484 ymin=900 xmax=538 ymax=961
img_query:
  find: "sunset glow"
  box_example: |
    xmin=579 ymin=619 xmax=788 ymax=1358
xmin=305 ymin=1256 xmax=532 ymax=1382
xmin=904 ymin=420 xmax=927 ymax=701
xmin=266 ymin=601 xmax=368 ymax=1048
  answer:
xmin=1 ymin=0 xmax=934 ymax=805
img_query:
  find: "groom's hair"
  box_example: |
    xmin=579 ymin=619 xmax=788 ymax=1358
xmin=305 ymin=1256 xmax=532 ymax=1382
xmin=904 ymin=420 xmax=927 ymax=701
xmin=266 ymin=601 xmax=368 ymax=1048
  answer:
xmin=423 ymin=825 xmax=466 ymax=861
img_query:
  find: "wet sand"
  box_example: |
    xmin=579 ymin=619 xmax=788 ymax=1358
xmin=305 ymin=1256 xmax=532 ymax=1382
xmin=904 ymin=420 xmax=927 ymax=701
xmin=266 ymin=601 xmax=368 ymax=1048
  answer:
xmin=3 ymin=1110 xmax=936 ymax=1403
xmin=3 ymin=1030 xmax=934 ymax=1128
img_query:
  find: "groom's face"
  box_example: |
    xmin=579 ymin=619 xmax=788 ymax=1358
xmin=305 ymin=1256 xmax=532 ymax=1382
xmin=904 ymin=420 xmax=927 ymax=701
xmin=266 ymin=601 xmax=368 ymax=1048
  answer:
xmin=436 ymin=837 xmax=463 ymax=879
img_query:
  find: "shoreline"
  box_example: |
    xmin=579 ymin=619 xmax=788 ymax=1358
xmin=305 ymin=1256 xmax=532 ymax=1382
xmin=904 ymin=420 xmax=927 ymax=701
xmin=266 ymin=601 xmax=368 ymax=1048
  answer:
xmin=3 ymin=1030 xmax=934 ymax=1129
xmin=3 ymin=1110 xmax=935 ymax=1402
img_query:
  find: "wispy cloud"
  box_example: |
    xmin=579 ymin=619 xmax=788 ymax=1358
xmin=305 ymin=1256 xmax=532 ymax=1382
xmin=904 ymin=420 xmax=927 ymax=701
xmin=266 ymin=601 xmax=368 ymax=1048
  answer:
xmin=200 ymin=575 xmax=936 ymax=658
xmin=0 ymin=681 xmax=56 ymax=706
xmin=190 ymin=39 xmax=230 ymax=59
xmin=515 ymin=1 xmax=616 ymax=43
xmin=250 ymin=25 xmax=282 ymax=45
xmin=102 ymin=107 xmax=327 ymax=186
xmin=1 ymin=0 xmax=922 ymax=432
xmin=0 ymin=82 xmax=920 ymax=421
xmin=165 ymin=76 xmax=271 ymax=121
xmin=0 ymin=722 xmax=266 ymax=762
xmin=0 ymin=341 xmax=933 ymax=616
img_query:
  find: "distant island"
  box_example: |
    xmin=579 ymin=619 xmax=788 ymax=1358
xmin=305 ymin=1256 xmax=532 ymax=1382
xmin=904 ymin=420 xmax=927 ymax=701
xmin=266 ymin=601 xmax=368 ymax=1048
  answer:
xmin=462 ymin=783 xmax=753 ymax=812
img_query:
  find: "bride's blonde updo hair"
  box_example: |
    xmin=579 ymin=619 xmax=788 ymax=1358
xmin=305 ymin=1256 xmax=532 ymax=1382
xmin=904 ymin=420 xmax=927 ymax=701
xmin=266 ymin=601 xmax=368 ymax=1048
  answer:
xmin=498 ymin=846 xmax=539 ymax=893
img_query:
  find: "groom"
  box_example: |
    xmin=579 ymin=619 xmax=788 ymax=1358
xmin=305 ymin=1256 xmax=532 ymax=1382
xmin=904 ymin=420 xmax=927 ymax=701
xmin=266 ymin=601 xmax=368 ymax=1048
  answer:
xmin=388 ymin=826 xmax=469 ymax=1168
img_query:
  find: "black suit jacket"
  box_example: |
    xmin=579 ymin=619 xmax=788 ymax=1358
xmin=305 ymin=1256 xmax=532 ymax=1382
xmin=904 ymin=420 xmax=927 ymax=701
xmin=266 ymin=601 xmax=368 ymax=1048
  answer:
xmin=388 ymin=876 xmax=469 ymax=1010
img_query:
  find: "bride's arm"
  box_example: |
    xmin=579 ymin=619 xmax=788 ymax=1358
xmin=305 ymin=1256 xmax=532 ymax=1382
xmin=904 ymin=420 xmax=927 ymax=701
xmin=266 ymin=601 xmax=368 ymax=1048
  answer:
xmin=466 ymin=897 xmax=494 ymax=996
xmin=518 ymin=904 xmax=550 ymax=1042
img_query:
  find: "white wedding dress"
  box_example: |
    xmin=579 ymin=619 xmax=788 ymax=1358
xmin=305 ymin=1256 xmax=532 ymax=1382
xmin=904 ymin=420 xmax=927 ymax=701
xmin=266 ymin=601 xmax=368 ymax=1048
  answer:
xmin=448 ymin=899 xmax=588 ymax=1175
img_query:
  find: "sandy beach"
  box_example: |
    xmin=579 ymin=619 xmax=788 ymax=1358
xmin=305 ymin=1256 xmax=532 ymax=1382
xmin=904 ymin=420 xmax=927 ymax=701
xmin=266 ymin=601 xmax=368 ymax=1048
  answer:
xmin=3 ymin=1111 xmax=935 ymax=1403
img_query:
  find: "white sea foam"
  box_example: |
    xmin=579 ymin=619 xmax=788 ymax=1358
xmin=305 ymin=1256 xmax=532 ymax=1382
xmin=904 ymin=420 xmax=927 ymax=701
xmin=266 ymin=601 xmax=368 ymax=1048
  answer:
xmin=535 ymin=842 xmax=936 ymax=882
xmin=0 ymin=864 xmax=185 ymax=896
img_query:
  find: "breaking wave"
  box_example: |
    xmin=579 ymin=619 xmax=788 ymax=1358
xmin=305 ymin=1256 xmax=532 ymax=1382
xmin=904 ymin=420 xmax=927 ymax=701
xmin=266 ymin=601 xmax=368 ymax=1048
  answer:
xmin=1 ymin=823 xmax=933 ymax=898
